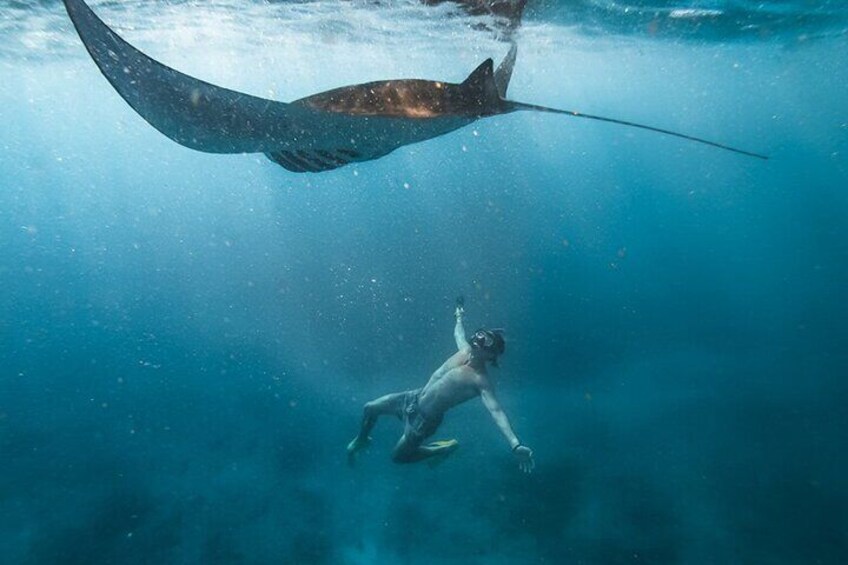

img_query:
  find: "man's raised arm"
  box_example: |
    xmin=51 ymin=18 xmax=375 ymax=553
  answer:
xmin=480 ymin=383 xmax=535 ymax=473
xmin=454 ymin=300 xmax=470 ymax=351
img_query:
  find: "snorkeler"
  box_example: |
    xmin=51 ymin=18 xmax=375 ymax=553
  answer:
xmin=346 ymin=298 xmax=535 ymax=472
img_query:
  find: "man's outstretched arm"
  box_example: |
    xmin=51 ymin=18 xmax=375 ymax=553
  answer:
xmin=480 ymin=384 xmax=535 ymax=473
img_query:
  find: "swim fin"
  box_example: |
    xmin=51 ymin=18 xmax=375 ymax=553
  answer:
xmin=426 ymin=439 xmax=460 ymax=468
xmin=346 ymin=436 xmax=371 ymax=467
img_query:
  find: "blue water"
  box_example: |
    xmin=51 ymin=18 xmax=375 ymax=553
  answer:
xmin=1 ymin=1 xmax=847 ymax=563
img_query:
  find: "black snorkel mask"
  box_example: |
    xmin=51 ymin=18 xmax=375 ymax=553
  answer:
xmin=469 ymin=328 xmax=505 ymax=366
xmin=470 ymin=329 xmax=496 ymax=349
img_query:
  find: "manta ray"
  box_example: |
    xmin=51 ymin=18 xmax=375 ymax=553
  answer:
xmin=62 ymin=0 xmax=767 ymax=173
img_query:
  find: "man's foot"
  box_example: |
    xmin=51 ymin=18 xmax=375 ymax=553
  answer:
xmin=346 ymin=436 xmax=371 ymax=467
xmin=425 ymin=439 xmax=460 ymax=468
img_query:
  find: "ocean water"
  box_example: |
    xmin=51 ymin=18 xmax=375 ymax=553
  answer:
xmin=1 ymin=0 xmax=847 ymax=563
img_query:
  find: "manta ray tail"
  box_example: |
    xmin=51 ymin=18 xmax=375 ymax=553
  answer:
xmin=509 ymin=102 xmax=768 ymax=160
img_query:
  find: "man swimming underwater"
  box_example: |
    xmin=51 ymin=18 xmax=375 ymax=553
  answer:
xmin=347 ymin=299 xmax=535 ymax=472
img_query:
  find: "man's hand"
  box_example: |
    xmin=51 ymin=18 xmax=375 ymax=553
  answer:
xmin=513 ymin=445 xmax=535 ymax=473
xmin=455 ymin=295 xmax=464 ymax=320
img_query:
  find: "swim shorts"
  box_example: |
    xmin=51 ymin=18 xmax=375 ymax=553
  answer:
xmin=400 ymin=389 xmax=442 ymax=442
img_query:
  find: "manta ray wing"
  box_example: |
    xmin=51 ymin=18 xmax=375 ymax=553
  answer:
xmin=63 ymin=0 xmax=477 ymax=171
xmin=494 ymin=43 xmax=517 ymax=98
xmin=62 ymin=0 xmax=326 ymax=153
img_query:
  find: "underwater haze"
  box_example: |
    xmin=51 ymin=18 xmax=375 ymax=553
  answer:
xmin=1 ymin=0 xmax=847 ymax=563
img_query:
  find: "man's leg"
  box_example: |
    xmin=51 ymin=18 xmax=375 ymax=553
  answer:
xmin=347 ymin=392 xmax=407 ymax=460
xmin=391 ymin=433 xmax=459 ymax=465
